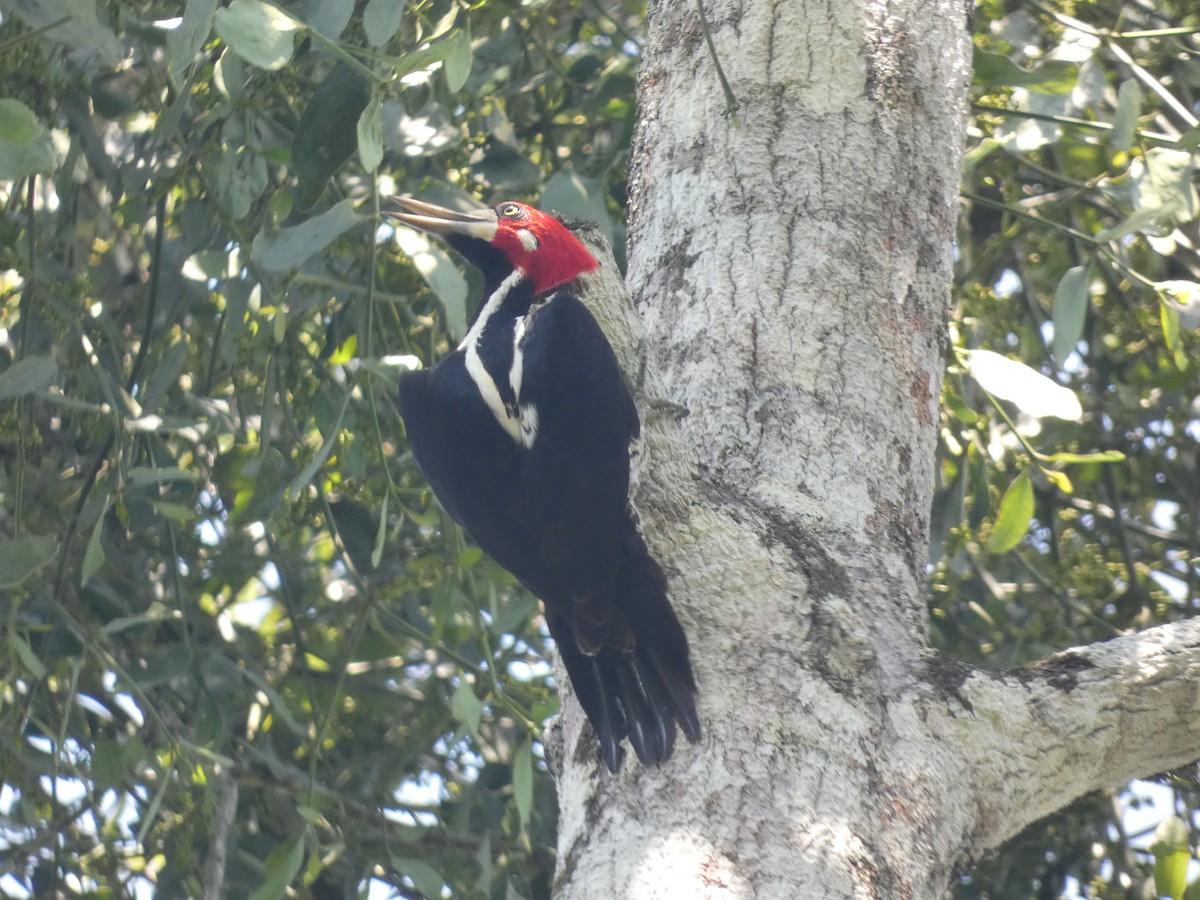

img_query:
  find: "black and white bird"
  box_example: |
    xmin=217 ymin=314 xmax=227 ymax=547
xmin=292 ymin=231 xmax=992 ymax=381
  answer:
xmin=388 ymin=197 xmax=700 ymax=771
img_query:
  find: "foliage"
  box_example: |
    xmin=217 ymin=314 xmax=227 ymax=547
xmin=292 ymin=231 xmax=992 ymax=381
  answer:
xmin=0 ymin=0 xmax=636 ymax=896
xmin=0 ymin=0 xmax=1197 ymax=898
xmin=936 ymin=0 xmax=1200 ymax=895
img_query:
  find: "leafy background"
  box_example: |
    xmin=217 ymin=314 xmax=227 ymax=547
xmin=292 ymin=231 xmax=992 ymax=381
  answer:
xmin=0 ymin=0 xmax=1197 ymax=897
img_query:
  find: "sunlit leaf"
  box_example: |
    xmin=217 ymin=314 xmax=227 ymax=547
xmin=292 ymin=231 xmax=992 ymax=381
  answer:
xmin=1044 ymin=470 xmax=1072 ymax=495
xmin=250 ymin=199 xmax=361 ymax=272
xmin=1152 ymin=816 xmax=1191 ymax=900
xmin=943 ymin=384 xmax=978 ymax=424
xmin=393 ymin=227 xmax=469 ymax=338
xmin=357 ymin=93 xmax=384 ymax=173
xmin=1051 ymin=265 xmax=1089 ymax=364
xmin=965 ymin=349 xmax=1083 ymax=421
xmin=213 ymin=0 xmax=304 ymax=71
xmin=443 ymin=27 xmax=473 ymax=92
xmin=307 ymin=0 xmax=354 ymax=39
xmin=1041 ymin=449 xmax=1124 ymax=464
xmin=1109 ymin=79 xmax=1140 ymax=152
xmin=988 ymin=469 xmax=1034 ymax=554
xmin=167 ymin=0 xmax=219 ymax=78
xmin=1099 ymin=148 xmax=1199 ymax=240
xmin=1157 ymin=280 xmax=1200 ymax=330
xmin=972 ymin=49 xmax=1077 ymax=94
xmin=383 ymin=104 xmax=463 ymax=157
xmin=1161 ymin=299 xmax=1181 ymax=353
xmin=451 ymin=677 xmax=483 ymax=733
xmin=363 ymin=0 xmax=404 ymax=46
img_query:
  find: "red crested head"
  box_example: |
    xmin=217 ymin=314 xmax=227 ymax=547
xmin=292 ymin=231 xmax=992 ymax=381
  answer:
xmin=387 ymin=197 xmax=600 ymax=296
xmin=488 ymin=201 xmax=600 ymax=295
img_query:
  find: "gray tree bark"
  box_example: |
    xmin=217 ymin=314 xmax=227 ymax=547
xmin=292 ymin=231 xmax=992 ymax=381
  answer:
xmin=548 ymin=0 xmax=1200 ymax=896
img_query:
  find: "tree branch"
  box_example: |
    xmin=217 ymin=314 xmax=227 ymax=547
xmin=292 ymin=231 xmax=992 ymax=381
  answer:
xmin=920 ymin=618 xmax=1200 ymax=862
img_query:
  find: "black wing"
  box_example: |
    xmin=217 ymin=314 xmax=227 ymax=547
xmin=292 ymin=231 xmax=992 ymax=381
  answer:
xmin=515 ymin=293 xmax=640 ymax=651
xmin=399 ymin=356 xmax=554 ymax=598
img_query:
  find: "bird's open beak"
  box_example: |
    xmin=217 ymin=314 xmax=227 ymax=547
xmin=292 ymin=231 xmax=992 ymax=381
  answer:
xmin=385 ymin=197 xmax=499 ymax=242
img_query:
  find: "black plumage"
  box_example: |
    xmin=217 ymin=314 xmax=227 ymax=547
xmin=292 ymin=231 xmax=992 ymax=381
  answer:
xmin=391 ymin=198 xmax=700 ymax=771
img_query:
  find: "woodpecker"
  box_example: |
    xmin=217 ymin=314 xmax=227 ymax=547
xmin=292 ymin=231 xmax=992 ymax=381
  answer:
xmin=388 ymin=197 xmax=700 ymax=771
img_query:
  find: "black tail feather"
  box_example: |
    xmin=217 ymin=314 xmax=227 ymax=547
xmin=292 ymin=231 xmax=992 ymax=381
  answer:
xmin=545 ymin=528 xmax=699 ymax=772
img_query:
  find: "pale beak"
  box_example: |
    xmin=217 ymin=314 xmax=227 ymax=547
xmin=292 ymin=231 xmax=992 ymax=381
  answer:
xmin=385 ymin=197 xmax=499 ymax=242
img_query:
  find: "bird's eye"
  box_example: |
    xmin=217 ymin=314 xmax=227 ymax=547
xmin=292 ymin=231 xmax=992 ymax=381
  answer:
xmin=498 ymin=203 xmax=524 ymax=219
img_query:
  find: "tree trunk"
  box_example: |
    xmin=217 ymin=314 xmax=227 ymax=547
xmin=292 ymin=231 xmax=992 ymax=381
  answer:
xmin=550 ymin=0 xmax=1200 ymax=896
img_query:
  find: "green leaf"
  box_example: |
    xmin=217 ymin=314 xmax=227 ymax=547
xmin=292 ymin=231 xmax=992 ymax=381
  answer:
xmin=90 ymin=739 xmax=124 ymax=792
xmin=512 ymin=738 xmax=533 ymax=831
xmin=988 ymin=469 xmax=1034 ymax=554
xmin=1051 ymin=265 xmax=1089 ymax=364
xmin=1161 ymin=298 xmax=1181 ymax=352
xmin=389 ymin=858 xmax=445 ymax=898
xmin=1044 ymin=470 xmax=1072 ymax=495
xmin=0 ymin=534 xmax=57 ymax=588
xmin=128 ymin=646 xmax=193 ymax=686
xmin=81 ymin=510 xmax=106 ymax=586
xmin=451 ymin=677 xmax=483 ymax=733
xmin=212 ymin=445 xmax=293 ymax=526
xmin=0 ymin=99 xmax=45 ymax=144
xmin=965 ymin=349 xmax=1083 ymax=421
xmin=1100 ymin=148 xmax=1199 ymax=240
xmin=357 ymin=93 xmax=384 ymax=173
xmin=393 ymin=228 xmax=468 ymax=338
xmin=213 ymin=0 xmax=304 ymax=71
xmin=1109 ymin=80 xmax=1140 ymax=152
xmin=371 ymin=493 xmax=388 ymax=570
xmin=8 ymin=630 xmax=47 ymax=678
xmin=0 ymin=128 xmax=58 ymax=181
xmin=1152 ymin=816 xmax=1192 ymax=900
xmin=972 ymin=49 xmax=1078 ymax=94
xmin=307 ymin=0 xmax=354 ymax=39
xmin=214 ymin=145 xmax=268 ymax=221
xmin=3 ymin=0 xmax=123 ymax=65
xmin=363 ymin=0 xmax=404 ymax=46
xmin=943 ymin=385 xmax=978 ymax=424
xmin=1042 ymin=449 xmax=1125 ymax=464
xmin=292 ymin=64 xmax=372 ymax=210
xmin=248 ymin=834 xmax=305 ymax=900
xmin=0 ymin=354 xmax=57 ymax=402
xmin=167 ymin=0 xmax=219 ymax=78
xmin=126 ymin=467 xmax=199 ymax=487
xmin=251 ymin=199 xmax=361 ymax=272
xmin=1157 ymin=280 xmax=1200 ymax=330
xmin=286 ymin=392 xmax=349 ymax=498
xmin=443 ymin=27 xmax=473 ymax=92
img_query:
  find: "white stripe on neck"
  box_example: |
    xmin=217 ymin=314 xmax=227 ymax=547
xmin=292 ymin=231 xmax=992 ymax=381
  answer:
xmin=460 ymin=268 xmax=526 ymax=444
xmin=458 ymin=268 xmax=525 ymax=351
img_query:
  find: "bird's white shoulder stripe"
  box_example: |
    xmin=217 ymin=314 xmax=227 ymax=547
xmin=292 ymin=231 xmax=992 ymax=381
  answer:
xmin=464 ymin=346 xmax=522 ymax=443
xmin=509 ymin=314 xmax=529 ymax=400
xmin=459 ymin=268 xmax=530 ymax=445
xmin=458 ymin=269 xmax=524 ymax=351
